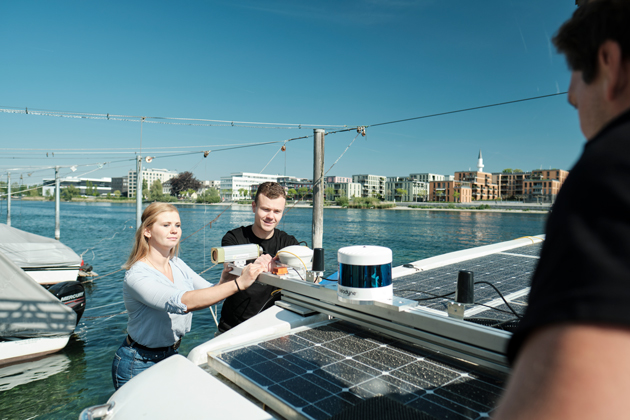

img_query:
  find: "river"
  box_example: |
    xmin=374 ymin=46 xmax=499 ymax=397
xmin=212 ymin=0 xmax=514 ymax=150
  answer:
xmin=0 ymin=201 xmax=547 ymax=419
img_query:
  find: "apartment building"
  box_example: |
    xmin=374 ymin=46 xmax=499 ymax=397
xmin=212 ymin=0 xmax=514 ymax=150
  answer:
xmin=128 ymin=168 xmax=178 ymax=197
xmin=352 ymin=174 xmax=386 ymax=198
xmin=429 ymin=180 xmax=473 ymax=203
xmin=454 ymin=171 xmax=499 ymax=201
xmin=523 ymin=169 xmax=569 ymax=203
xmin=220 ymin=172 xmax=279 ymax=201
xmin=385 ymin=177 xmax=429 ymax=202
xmin=409 ymin=173 xmax=446 ymax=183
xmin=492 ymin=172 xmax=529 ymax=200
xmin=325 ymin=176 xmax=352 ymax=184
xmin=326 ymin=182 xmax=362 ymax=200
xmin=111 ymin=177 xmax=128 ymax=196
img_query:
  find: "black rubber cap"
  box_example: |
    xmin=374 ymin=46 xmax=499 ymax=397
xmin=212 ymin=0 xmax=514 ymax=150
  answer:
xmin=456 ymin=270 xmax=475 ymax=304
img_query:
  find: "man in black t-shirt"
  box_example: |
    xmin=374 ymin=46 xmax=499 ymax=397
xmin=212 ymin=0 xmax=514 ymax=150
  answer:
xmin=218 ymin=182 xmax=299 ymax=332
xmin=495 ymin=2 xmax=630 ymax=419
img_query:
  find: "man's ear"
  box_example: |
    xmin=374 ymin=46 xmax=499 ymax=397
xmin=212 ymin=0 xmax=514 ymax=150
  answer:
xmin=599 ymin=40 xmax=628 ymax=102
xmin=252 ymin=200 xmax=256 ymax=214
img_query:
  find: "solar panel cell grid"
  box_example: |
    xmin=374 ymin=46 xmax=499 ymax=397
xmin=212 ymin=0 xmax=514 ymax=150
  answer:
xmin=393 ymin=242 xmax=542 ymax=321
xmin=213 ymin=321 xmax=505 ymax=420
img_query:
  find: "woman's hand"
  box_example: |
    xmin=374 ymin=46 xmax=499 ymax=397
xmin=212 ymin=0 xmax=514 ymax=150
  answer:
xmin=182 ymin=263 xmax=265 ymax=312
xmin=236 ymin=263 xmax=265 ymax=290
xmin=219 ymin=263 xmax=237 ymax=284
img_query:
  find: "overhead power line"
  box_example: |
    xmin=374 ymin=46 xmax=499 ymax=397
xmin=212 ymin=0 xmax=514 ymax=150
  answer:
xmin=366 ymin=92 xmax=568 ymax=129
xmin=0 ymin=106 xmax=349 ymax=129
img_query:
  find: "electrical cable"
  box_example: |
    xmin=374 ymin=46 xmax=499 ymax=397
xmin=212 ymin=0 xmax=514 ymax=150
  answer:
xmin=0 ymin=106 xmax=349 ymax=129
xmin=256 ymin=288 xmax=283 ymax=315
xmin=395 ymin=281 xmax=523 ymax=318
xmin=473 ymin=280 xmax=523 ymax=319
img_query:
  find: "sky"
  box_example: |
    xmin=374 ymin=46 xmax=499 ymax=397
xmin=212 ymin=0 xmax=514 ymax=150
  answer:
xmin=0 ymin=0 xmax=583 ymax=187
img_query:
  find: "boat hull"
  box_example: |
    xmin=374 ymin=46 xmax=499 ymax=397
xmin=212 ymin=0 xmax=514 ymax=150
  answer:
xmin=23 ymin=266 xmax=81 ymax=285
xmin=0 ymin=336 xmax=71 ymax=367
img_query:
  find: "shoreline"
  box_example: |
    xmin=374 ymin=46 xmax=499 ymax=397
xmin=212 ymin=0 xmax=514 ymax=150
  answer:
xmin=8 ymin=197 xmax=549 ymax=214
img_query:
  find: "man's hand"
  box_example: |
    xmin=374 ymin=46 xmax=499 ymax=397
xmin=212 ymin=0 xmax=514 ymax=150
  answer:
xmin=254 ymin=254 xmax=273 ymax=272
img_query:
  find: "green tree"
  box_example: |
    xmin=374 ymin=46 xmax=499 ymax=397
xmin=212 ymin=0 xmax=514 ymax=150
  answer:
xmin=28 ymin=184 xmax=42 ymax=197
xmin=61 ymin=185 xmax=80 ymax=201
xmin=453 ymin=191 xmax=461 ymax=203
xmin=142 ymin=179 xmax=149 ymax=199
xmin=335 ymin=196 xmax=349 ymax=207
xmin=113 ymin=190 xmax=121 ymax=199
xmin=238 ymin=188 xmax=248 ymax=199
xmin=170 ymin=172 xmax=202 ymax=197
xmin=287 ymin=188 xmax=297 ymax=200
xmin=85 ymin=180 xmax=94 ymax=196
xmin=513 ymin=169 xmax=524 ymax=173
xmin=298 ymin=186 xmax=308 ymax=200
xmin=325 ymin=186 xmax=335 ymax=200
xmin=197 ymin=188 xmax=221 ymax=204
xmin=395 ymin=188 xmax=408 ymax=201
xmin=502 ymin=169 xmax=513 ymax=174
xmin=149 ymin=180 xmax=163 ymax=201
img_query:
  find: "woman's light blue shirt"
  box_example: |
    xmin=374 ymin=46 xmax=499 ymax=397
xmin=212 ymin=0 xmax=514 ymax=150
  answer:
xmin=123 ymin=257 xmax=213 ymax=348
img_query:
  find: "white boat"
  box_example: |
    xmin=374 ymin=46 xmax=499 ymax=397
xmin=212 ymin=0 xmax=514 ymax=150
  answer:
xmin=0 ymin=251 xmax=78 ymax=366
xmin=81 ymin=236 xmax=543 ymax=420
xmin=0 ymin=223 xmax=83 ymax=285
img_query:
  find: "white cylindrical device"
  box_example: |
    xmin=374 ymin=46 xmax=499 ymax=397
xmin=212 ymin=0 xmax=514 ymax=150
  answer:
xmin=337 ymin=245 xmax=393 ymax=304
xmin=211 ymin=244 xmax=262 ymax=264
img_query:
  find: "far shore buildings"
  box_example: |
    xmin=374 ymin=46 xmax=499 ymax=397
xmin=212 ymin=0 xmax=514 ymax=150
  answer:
xmin=216 ymin=154 xmax=569 ymax=204
xmin=220 ymin=172 xmax=279 ymax=201
xmin=125 ymin=168 xmax=178 ymax=198
xmin=385 ymin=177 xmax=429 ymax=202
xmin=43 ymin=177 xmax=112 ymax=196
xmin=325 ymin=176 xmax=361 ymax=201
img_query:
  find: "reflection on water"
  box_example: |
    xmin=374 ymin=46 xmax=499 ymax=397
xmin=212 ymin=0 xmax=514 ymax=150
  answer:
xmin=0 ymin=202 xmax=547 ymax=418
xmin=0 ymin=354 xmax=71 ymax=392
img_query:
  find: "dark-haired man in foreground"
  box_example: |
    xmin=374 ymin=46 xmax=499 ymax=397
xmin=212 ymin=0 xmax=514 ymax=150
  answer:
xmin=495 ymin=1 xmax=630 ymax=418
xmin=218 ymin=182 xmax=299 ymax=332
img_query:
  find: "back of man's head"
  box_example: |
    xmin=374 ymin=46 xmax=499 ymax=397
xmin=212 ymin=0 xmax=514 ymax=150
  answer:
xmin=554 ymin=0 xmax=630 ymax=84
xmin=255 ymin=182 xmax=286 ymax=204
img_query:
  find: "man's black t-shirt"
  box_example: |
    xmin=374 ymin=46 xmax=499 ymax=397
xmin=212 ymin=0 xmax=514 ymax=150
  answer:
xmin=218 ymin=225 xmax=299 ymax=332
xmin=507 ymin=109 xmax=630 ymax=363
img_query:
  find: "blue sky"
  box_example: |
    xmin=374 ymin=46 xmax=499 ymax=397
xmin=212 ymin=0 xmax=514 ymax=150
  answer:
xmin=0 ymin=1 xmax=581 ymax=186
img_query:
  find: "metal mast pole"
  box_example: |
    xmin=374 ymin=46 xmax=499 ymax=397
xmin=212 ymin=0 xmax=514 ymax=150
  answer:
xmin=55 ymin=166 xmax=60 ymax=240
xmin=312 ymin=129 xmax=325 ymax=249
xmin=136 ymin=117 xmax=144 ymax=230
xmin=136 ymin=156 xmax=143 ymax=229
xmin=6 ymin=172 xmax=11 ymax=227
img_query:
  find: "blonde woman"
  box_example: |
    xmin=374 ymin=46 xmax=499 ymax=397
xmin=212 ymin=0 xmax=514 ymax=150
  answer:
xmin=111 ymin=203 xmax=265 ymax=390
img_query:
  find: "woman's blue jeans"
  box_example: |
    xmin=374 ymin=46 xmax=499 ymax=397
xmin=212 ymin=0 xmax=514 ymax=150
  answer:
xmin=111 ymin=337 xmax=177 ymax=390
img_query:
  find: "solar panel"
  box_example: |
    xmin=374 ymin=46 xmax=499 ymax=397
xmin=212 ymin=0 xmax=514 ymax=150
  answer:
xmin=393 ymin=242 xmax=541 ymax=321
xmin=211 ymin=321 xmax=506 ymax=420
